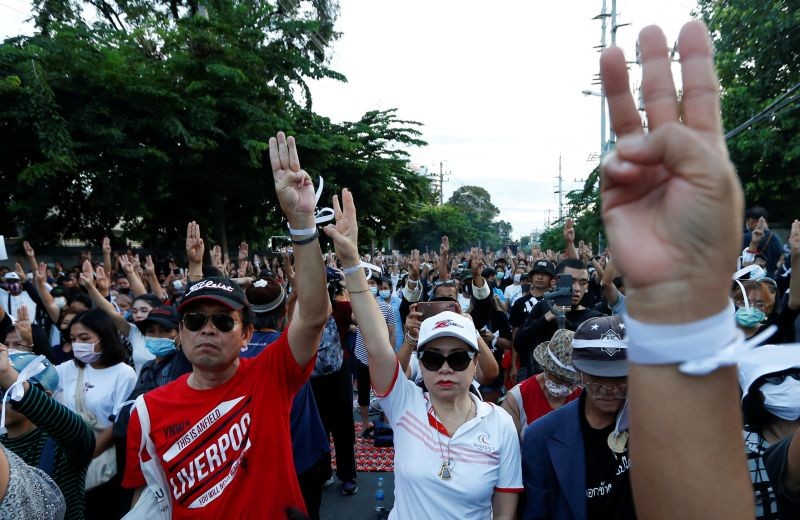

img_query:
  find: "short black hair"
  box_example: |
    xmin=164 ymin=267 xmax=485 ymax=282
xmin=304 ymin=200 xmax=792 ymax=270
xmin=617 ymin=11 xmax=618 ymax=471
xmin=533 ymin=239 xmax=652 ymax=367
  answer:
xmin=133 ymin=293 xmax=162 ymax=308
xmin=556 ymin=258 xmax=587 ymax=274
xmin=745 ymin=206 xmax=769 ymax=220
xmin=70 ymin=309 xmax=128 ymax=368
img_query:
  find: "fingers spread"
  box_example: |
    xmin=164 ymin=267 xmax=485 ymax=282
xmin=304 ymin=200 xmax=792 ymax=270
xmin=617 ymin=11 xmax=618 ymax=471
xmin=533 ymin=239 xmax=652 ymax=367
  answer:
xmin=342 ymin=188 xmax=356 ymax=220
xmin=268 ymin=137 xmax=281 ymax=174
xmin=277 ymin=131 xmax=289 ymax=171
xmin=678 ymin=21 xmax=722 ymax=137
xmin=639 ymin=25 xmax=679 ymax=130
xmin=332 ymin=194 xmax=342 ymax=221
xmin=600 ymin=46 xmax=643 ymax=137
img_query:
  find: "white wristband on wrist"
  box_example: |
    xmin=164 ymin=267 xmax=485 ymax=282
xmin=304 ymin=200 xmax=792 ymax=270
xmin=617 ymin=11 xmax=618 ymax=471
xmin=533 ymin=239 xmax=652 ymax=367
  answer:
xmin=624 ymin=304 xmax=775 ymax=376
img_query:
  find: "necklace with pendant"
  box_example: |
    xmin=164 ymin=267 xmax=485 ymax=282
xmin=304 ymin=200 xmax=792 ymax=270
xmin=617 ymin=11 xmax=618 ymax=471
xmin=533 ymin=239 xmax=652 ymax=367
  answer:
xmin=431 ymin=399 xmax=473 ymax=481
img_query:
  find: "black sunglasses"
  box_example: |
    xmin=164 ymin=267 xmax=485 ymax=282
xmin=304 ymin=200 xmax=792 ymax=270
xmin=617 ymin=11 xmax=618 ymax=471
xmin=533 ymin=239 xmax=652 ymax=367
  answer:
xmin=419 ymin=350 xmax=475 ymax=371
xmin=762 ymin=372 xmax=800 ymax=386
xmin=182 ymin=312 xmax=239 ymax=333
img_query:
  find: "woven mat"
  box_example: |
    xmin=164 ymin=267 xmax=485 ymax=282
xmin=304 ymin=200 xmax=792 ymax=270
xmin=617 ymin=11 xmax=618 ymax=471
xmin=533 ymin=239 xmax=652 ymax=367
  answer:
xmin=331 ymin=424 xmax=394 ymax=472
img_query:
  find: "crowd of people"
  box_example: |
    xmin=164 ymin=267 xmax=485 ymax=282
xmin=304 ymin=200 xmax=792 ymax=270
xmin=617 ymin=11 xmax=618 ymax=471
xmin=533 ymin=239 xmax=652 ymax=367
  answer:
xmin=0 ymin=20 xmax=798 ymax=520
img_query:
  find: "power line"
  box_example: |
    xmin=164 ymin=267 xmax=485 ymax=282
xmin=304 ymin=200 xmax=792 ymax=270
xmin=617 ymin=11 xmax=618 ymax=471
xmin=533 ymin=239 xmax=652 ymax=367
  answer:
xmin=725 ymin=81 xmax=800 ymax=140
xmin=0 ymin=0 xmax=30 ymax=16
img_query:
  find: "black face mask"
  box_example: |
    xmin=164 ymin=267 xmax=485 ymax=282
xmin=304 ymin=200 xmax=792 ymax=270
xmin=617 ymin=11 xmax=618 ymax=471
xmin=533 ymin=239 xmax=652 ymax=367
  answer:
xmin=521 ymin=284 xmax=531 ymax=294
xmin=488 ymin=281 xmax=497 ymax=290
xmin=118 ymin=287 xmax=131 ymax=295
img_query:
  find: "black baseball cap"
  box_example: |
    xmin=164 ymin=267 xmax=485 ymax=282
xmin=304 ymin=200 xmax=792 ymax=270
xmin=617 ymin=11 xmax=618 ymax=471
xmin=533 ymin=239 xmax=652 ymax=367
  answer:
xmin=530 ymin=260 xmax=556 ymax=278
xmin=571 ymin=315 xmax=628 ymax=377
xmin=178 ymin=277 xmax=248 ymax=314
xmin=139 ymin=305 xmax=180 ymax=330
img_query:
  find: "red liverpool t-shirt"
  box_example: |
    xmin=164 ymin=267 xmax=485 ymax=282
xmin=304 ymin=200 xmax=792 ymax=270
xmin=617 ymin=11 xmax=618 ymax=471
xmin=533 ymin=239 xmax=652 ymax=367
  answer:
xmin=123 ymin=330 xmax=313 ymax=518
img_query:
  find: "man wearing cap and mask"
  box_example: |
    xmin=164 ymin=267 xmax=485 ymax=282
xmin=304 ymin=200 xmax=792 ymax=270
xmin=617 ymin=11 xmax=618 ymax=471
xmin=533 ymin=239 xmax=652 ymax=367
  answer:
xmin=122 ymin=132 xmax=329 ymax=518
xmin=0 ymin=271 xmax=39 ymax=325
xmin=522 ymin=315 xmax=633 ymax=520
xmin=0 ymin=350 xmax=96 ymax=519
xmin=502 ymin=329 xmax=582 ymax=439
xmin=738 ymin=344 xmax=800 ymax=519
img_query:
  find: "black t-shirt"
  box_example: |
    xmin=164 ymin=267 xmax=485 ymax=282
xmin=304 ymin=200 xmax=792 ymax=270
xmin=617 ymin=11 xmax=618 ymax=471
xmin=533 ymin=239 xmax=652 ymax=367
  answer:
xmin=764 ymin=436 xmax=800 ymax=519
xmin=579 ymin=393 xmax=636 ymax=520
xmin=509 ymin=293 xmax=543 ymax=328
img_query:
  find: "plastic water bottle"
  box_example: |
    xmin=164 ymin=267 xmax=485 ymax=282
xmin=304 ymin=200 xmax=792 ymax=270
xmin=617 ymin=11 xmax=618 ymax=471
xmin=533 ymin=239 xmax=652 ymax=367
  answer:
xmin=374 ymin=477 xmax=387 ymax=518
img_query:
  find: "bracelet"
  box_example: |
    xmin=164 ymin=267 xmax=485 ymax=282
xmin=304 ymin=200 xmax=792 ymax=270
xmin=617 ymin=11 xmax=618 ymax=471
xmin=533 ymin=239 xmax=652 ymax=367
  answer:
xmin=287 ymin=224 xmax=317 ymax=236
xmin=348 ymin=287 xmax=370 ymax=294
xmin=405 ymin=332 xmax=418 ymax=345
xmin=342 ymin=263 xmax=363 ymax=275
xmin=290 ymin=231 xmax=319 ymax=245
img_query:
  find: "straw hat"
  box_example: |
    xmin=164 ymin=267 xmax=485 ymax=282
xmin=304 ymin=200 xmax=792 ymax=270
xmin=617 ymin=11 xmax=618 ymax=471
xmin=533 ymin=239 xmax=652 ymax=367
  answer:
xmin=533 ymin=329 xmax=578 ymax=382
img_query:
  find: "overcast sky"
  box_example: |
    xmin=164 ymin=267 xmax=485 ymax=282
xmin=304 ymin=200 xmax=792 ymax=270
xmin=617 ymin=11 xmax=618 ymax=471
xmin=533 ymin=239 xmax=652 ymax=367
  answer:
xmin=0 ymin=0 xmax=696 ymax=239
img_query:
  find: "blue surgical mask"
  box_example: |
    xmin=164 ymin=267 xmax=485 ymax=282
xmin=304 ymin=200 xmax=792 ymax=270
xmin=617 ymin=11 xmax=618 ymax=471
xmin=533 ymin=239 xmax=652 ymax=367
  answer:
xmin=735 ymin=307 xmax=765 ymax=328
xmin=378 ymin=289 xmax=391 ymax=299
xmin=369 ymin=286 xmax=378 ymax=296
xmin=145 ymin=337 xmax=177 ymax=357
xmin=496 ymin=271 xmax=505 ymax=280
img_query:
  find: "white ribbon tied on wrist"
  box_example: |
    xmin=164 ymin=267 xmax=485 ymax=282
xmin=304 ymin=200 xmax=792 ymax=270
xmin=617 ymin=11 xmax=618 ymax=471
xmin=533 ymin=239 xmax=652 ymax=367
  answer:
xmin=0 ymin=355 xmax=47 ymax=434
xmin=286 ymin=176 xmax=335 ymax=235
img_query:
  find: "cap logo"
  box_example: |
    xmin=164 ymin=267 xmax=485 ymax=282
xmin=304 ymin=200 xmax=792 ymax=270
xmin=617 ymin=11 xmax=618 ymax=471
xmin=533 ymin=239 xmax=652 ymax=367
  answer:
xmin=601 ymin=329 xmax=621 ymax=356
xmin=187 ymin=279 xmax=235 ymax=295
xmin=433 ymin=320 xmax=463 ymax=330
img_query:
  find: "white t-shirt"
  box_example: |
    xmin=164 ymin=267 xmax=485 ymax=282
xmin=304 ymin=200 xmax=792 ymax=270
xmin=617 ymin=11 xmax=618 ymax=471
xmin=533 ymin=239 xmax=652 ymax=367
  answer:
xmin=504 ymin=284 xmax=523 ymax=305
xmin=55 ymin=360 xmax=137 ymax=428
xmin=0 ymin=289 xmax=38 ymax=322
xmin=128 ymin=325 xmax=154 ymax=376
xmin=378 ymin=363 xmax=523 ymax=519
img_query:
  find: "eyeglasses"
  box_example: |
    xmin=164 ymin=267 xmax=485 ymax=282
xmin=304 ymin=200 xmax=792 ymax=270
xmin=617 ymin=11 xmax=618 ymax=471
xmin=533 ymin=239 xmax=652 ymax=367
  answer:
xmin=762 ymin=372 xmax=800 ymax=386
xmin=433 ymin=280 xmax=458 ymax=287
xmin=581 ymin=380 xmax=628 ymax=399
xmin=419 ymin=350 xmax=475 ymax=371
xmin=182 ymin=312 xmax=240 ymax=333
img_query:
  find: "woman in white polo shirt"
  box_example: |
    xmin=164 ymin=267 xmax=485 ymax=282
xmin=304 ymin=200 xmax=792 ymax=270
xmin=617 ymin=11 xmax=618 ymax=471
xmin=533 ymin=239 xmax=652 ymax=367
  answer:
xmin=323 ymin=189 xmax=521 ymax=519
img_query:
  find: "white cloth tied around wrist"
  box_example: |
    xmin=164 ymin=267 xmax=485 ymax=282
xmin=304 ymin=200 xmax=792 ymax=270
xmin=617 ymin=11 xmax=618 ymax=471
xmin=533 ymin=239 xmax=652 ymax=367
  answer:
xmin=624 ymin=304 xmax=777 ymax=376
xmin=342 ymin=261 xmax=382 ymax=276
xmin=286 ymin=176 xmax=334 ymax=236
xmin=0 ymin=355 xmax=47 ymax=434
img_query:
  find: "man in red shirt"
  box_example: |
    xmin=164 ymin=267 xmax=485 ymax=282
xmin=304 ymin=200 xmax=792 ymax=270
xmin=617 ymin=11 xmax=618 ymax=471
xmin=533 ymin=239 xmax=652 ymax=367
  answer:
xmin=123 ymin=132 xmax=329 ymax=518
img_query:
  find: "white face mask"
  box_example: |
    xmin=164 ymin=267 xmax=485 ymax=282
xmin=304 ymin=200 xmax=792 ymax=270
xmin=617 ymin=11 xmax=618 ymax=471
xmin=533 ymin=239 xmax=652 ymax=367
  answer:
xmin=72 ymin=341 xmax=101 ymax=364
xmin=513 ymin=274 xmax=522 ymax=284
xmin=544 ymin=378 xmax=572 ymax=398
xmin=54 ymin=297 xmax=67 ymax=309
xmin=762 ymin=378 xmax=800 ymax=421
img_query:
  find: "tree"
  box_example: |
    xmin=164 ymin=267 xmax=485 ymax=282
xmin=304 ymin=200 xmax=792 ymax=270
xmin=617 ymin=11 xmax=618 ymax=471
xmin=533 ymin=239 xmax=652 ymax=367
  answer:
xmin=447 ymin=185 xmax=499 ymax=223
xmin=697 ymin=0 xmax=800 ymax=224
xmin=394 ymin=204 xmax=475 ymax=252
xmin=0 ymin=0 xmax=432 ymax=253
xmin=538 ymin=166 xmax=603 ymax=254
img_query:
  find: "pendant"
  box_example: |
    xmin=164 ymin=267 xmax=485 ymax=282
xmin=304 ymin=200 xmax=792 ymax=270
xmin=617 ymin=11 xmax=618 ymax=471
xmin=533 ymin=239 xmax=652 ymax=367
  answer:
xmin=607 ymin=430 xmax=629 ymax=454
xmin=438 ymin=459 xmax=453 ymax=480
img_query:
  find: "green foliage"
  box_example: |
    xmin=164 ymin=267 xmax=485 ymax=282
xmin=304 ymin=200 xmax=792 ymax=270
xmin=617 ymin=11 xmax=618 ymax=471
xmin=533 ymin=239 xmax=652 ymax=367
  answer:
xmin=697 ymin=0 xmax=800 ymax=224
xmin=539 ymin=166 xmax=604 ymax=254
xmin=0 ymin=0 xmax=431 ymax=252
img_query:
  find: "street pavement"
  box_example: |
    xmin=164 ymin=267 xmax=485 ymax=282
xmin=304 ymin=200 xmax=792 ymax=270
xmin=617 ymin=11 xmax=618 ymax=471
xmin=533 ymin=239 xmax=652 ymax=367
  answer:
xmin=320 ymin=471 xmax=394 ymax=519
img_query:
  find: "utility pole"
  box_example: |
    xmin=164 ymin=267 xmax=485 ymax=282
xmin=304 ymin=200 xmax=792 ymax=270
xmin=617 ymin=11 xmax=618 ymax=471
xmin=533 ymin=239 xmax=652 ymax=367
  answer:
xmin=554 ymin=155 xmax=564 ymax=221
xmin=425 ymin=162 xmax=449 ymax=205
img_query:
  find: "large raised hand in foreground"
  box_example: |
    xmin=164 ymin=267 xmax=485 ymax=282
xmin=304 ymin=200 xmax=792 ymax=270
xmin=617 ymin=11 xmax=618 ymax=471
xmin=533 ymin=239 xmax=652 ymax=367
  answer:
xmin=600 ymin=21 xmax=752 ymax=520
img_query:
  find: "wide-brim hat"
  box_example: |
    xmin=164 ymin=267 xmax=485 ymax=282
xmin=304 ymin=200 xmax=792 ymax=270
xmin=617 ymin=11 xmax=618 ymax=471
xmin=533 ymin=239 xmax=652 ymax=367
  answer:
xmin=738 ymin=344 xmax=800 ymax=398
xmin=246 ymin=277 xmax=285 ymax=314
xmin=4 ymin=272 xmax=20 ymax=281
xmin=572 ymin=315 xmax=628 ymax=377
xmin=533 ymin=329 xmax=579 ymax=383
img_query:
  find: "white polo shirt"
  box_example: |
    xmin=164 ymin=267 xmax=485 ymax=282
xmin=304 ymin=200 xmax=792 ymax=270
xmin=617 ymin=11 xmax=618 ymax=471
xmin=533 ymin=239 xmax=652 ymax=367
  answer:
xmin=378 ymin=363 xmax=523 ymax=519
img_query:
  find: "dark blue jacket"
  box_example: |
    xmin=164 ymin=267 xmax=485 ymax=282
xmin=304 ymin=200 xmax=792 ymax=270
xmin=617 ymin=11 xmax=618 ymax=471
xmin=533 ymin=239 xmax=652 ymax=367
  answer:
xmin=522 ymin=399 xmax=586 ymax=520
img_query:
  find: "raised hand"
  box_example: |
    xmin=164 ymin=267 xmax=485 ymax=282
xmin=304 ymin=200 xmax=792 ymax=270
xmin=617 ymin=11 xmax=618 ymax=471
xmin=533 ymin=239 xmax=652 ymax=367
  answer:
xmin=440 ymin=236 xmax=449 ymax=258
xmin=750 ymin=217 xmax=766 ymax=247
xmin=563 ymin=218 xmax=575 ymax=244
xmin=119 ymin=254 xmax=134 ymax=274
xmin=789 ymin=220 xmax=800 ymax=257
xmin=22 ymin=241 xmax=35 ymax=259
xmin=211 ymin=245 xmax=223 ymax=269
xmin=144 ymin=255 xmax=156 ymax=276
xmin=469 ymin=247 xmax=485 ymax=276
xmin=600 ymin=22 xmax=743 ymax=318
xmin=238 ymin=242 xmax=249 ymax=263
xmin=102 ymin=237 xmax=111 ymax=254
xmin=237 ymin=260 xmax=250 ymax=278
xmin=80 ymin=259 xmax=95 ymax=287
xmin=283 ymin=253 xmax=295 ymax=284
xmin=269 ymin=132 xmax=316 ymax=225
xmin=408 ymin=249 xmax=421 ymax=280
xmin=322 ymin=189 xmax=359 ymax=266
xmin=15 ymin=306 xmax=33 ymax=346
xmin=186 ymin=221 xmax=205 ymax=266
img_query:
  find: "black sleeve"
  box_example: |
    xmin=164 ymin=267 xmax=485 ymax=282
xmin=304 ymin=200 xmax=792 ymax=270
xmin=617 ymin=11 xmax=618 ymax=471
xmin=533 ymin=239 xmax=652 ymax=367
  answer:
xmin=13 ymin=383 xmax=95 ymax=467
xmin=764 ymin=436 xmax=800 ymax=517
xmin=773 ymin=299 xmax=800 ymax=344
xmin=509 ymin=297 xmax=527 ymax=328
xmin=30 ymin=323 xmax=57 ymax=363
xmin=514 ymin=302 xmax=553 ymax=355
xmin=494 ymin=312 xmax=513 ymax=341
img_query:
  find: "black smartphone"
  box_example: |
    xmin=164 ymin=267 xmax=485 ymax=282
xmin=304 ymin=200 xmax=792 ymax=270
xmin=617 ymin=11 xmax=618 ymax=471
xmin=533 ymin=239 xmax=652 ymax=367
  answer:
xmin=416 ymin=300 xmax=461 ymax=320
xmin=554 ymin=273 xmax=573 ymax=306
